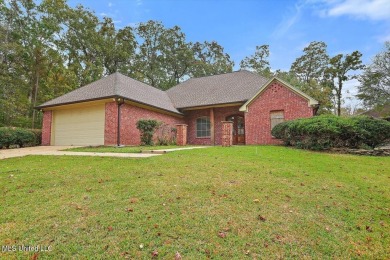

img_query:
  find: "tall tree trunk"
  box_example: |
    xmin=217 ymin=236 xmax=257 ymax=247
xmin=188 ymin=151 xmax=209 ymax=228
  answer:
xmin=31 ymin=70 xmax=39 ymax=129
xmin=337 ymin=80 xmax=342 ymax=116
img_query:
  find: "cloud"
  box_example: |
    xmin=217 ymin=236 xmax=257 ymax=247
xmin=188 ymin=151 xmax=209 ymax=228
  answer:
xmin=108 ymin=2 xmax=113 ymax=7
xmin=271 ymin=3 xmax=305 ymax=39
xmin=316 ymin=0 xmax=390 ymax=20
xmin=136 ymin=0 xmax=143 ymax=6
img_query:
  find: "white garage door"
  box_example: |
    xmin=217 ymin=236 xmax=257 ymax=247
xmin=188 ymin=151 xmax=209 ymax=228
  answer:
xmin=52 ymin=104 xmax=105 ymax=146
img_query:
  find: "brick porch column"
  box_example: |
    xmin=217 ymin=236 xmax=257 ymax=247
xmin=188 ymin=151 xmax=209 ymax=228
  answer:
xmin=176 ymin=124 xmax=188 ymax=146
xmin=221 ymin=121 xmax=233 ymax=147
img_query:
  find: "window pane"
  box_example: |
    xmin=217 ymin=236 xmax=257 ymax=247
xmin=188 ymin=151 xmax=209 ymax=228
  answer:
xmin=270 ymin=111 xmax=284 ymax=130
xmin=196 ymin=117 xmax=211 ymax=137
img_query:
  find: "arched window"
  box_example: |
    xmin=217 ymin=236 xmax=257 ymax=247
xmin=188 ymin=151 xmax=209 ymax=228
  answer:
xmin=196 ymin=117 xmax=210 ymax=137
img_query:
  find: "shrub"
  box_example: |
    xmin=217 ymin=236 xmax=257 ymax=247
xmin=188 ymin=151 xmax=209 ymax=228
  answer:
xmin=30 ymin=129 xmax=42 ymax=146
xmin=0 ymin=127 xmax=37 ymax=148
xmin=136 ymin=119 xmax=161 ymax=146
xmin=0 ymin=127 xmax=13 ymax=148
xmin=271 ymin=115 xmax=390 ymax=150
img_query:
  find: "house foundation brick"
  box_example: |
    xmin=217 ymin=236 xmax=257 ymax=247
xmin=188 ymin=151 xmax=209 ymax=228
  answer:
xmin=41 ymin=110 xmax=52 ymax=146
xmin=176 ymin=124 xmax=188 ymax=146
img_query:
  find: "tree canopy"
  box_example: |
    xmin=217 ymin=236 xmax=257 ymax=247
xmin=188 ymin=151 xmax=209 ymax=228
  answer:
xmin=357 ymin=41 xmax=390 ymax=109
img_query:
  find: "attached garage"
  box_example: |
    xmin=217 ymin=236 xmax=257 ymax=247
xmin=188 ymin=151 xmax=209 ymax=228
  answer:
xmin=51 ymin=104 xmax=105 ymax=146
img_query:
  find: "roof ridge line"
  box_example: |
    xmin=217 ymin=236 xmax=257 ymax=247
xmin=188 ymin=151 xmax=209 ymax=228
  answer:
xmin=113 ymin=72 xmax=119 ymax=96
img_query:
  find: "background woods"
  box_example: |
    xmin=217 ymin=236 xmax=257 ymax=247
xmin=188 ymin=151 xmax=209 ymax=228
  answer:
xmin=0 ymin=0 xmax=388 ymax=128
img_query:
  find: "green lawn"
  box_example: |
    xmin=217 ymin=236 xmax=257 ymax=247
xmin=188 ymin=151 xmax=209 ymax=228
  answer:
xmin=64 ymin=145 xmax=194 ymax=153
xmin=1 ymin=146 xmax=389 ymax=259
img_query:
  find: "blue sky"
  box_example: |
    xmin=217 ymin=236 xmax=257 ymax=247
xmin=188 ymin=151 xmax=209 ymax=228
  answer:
xmin=68 ymin=0 xmax=390 ymax=108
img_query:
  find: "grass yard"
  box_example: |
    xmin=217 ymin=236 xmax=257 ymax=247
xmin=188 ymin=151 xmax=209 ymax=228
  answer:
xmin=64 ymin=145 xmax=193 ymax=153
xmin=1 ymin=146 xmax=389 ymax=259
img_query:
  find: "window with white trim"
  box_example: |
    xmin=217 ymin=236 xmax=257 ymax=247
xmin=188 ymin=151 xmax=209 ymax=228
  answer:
xmin=196 ymin=117 xmax=210 ymax=137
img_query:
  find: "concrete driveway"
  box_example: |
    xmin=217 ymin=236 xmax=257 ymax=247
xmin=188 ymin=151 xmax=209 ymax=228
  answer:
xmin=0 ymin=146 xmax=160 ymax=160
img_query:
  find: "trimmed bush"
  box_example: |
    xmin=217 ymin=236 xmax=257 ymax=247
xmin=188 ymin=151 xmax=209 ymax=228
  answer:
xmin=0 ymin=127 xmax=39 ymax=149
xmin=272 ymin=115 xmax=390 ymax=150
xmin=136 ymin=119 xmax=161 ymax=146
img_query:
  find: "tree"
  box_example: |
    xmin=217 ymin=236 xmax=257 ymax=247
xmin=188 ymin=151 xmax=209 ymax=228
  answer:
xmin=98 ymin=17 xmax=136 ymax=75
xmin=134 ymin=20 xmax=194 ymax=90
xmin=240 ymin=45 xmax=271 ymax=77
xmin=190 ymin=41 xmax=234 ymax=78
xmin=326 ymin=51 xmax=365 ymax=116
xmin=59 ymin=4 xmax=104 ymax=87
xmin=357 ymin=41 xmax=390 ymax=108
xmin=290 ymin=41 xmax=333 ymax=114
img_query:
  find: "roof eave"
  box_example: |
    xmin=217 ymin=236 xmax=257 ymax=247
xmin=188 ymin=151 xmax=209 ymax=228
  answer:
xmin=177 ymin=101 xmax=246 ymax=111
xmin=35 ymin=95 xmax=119 ymax=110
xmin=35 ymin=95 xmax=183 ymax=116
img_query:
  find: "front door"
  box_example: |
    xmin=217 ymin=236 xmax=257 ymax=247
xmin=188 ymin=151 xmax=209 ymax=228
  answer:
xmin=226 ymin=115 xmax=245 ymax=145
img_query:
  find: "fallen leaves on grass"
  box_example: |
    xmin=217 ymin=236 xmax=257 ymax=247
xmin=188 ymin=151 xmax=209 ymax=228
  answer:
xmin=253 ymin=199 xmax=260 ymax=203
xmin=151 ymin=249 xmax=158 ymax=258
xmin=129 ymin=197 xmax=139 ymax=203
xmin=30 ymin=253 xmax=39 ymax=260
xmin=258 ymin=215 xmax=266 ymax=222
xmin=365 ymin=226 xmax=373 ymax=232
xmin=107 ymin=226 xmax=113 ymax=232
xmin=125 ymin=208 xmax=133 ymax=212
xmin=175 ymin=251 xmax=182 ymax=260
xmin=218 ymin=231 xmax=227 ymax=238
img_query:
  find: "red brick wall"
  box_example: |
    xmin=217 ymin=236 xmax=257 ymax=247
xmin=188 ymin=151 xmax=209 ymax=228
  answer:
xmin=245 ymin=82 xmax=315 ymax=145
xmin=41 ymin=110 xmax=52 ymax=146
xmin=104 ymin=102 xmax=185 ymax=146
xmin=185 ymin=106 xmax=244 ymax=145
xmin=104 ymin=102 xmax=118 ymax=145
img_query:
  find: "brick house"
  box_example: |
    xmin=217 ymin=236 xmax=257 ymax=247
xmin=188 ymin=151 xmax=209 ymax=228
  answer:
xmin=37 ymin=70 xmax=319 ymax=146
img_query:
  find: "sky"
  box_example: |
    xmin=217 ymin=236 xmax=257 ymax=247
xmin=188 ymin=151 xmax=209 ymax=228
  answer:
xmin=68 ymin=0 xmax=390 ymax=108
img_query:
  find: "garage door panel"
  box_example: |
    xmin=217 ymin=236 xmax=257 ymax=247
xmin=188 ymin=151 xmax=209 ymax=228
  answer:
xmin=53 ymin=104 xmax=105 ymax=146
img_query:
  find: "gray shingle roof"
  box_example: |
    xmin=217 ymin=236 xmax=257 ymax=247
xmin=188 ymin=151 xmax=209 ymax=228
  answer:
xmin=37 ymin=72 xmax=181 ymax=114
xmin=38 ymin=70 xmax=315 ymax=114
xmin=166 ymin=70 xmax=269 ymax=109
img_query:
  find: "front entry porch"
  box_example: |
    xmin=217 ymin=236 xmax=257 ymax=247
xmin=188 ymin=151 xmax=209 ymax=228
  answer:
xmin=225 ymin=115 xmax=245 ymax=145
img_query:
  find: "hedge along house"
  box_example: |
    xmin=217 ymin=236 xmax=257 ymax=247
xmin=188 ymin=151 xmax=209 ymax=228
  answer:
xmin=36 ymin=70 xmax=319 ymax=146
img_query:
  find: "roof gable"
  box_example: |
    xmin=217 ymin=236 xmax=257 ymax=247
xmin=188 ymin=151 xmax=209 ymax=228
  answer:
xmin=239 ymin=77 xmax=319 ymax=112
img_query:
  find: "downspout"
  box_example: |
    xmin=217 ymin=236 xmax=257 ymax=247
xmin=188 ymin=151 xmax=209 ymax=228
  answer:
xmin=116 ymin=97 xmax=125 ymax=146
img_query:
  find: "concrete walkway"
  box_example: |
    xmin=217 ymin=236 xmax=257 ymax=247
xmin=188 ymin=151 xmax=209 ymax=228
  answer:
xmin=0 ymin=146 xmax=208 ymax=160
xmin=0 ymin=146 xmax=159 ymax=160
xmin=141 ymin=146 xmax=208 ymax=154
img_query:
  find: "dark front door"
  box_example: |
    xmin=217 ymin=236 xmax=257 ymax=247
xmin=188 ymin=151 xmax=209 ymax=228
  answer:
xmin=226 ymin=115 xmax=245 ymax=145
